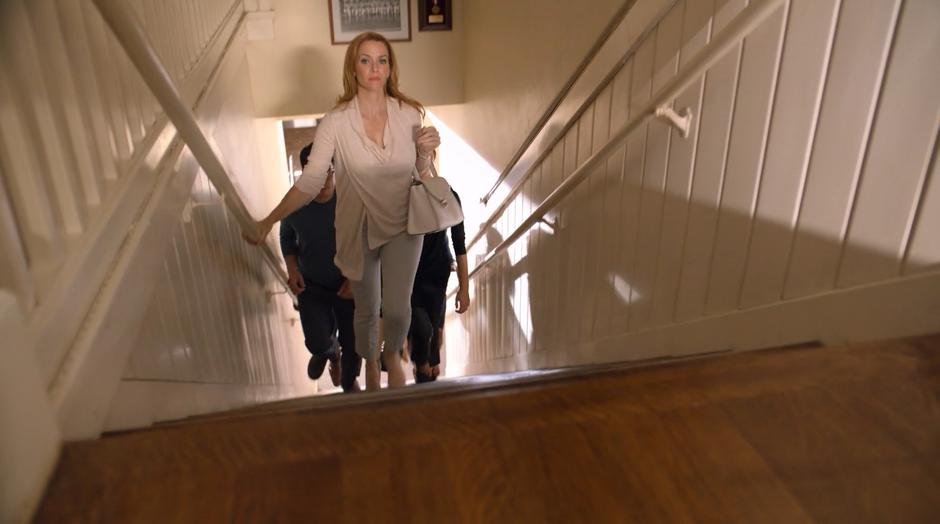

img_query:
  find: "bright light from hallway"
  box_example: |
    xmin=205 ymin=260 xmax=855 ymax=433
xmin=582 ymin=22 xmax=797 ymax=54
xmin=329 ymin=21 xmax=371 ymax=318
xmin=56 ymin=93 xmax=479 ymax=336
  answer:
xmin=511 ymin=272 xmax=533 ymax=344
xmin=426 ymin=110 xmax=500 ymax=237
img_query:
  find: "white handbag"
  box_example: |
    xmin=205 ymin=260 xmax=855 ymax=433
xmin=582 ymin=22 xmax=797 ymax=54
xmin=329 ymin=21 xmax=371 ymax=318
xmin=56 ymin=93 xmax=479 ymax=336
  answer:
xmin=407 ymin=162 xmax=463 ymax=235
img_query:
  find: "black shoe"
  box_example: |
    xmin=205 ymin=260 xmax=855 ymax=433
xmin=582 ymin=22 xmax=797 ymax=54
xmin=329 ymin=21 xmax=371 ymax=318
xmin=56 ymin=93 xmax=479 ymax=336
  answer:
xmin=414 ymin=366 xmax=434 ymax=384
xmin=307 ymin=355 xmax=328 ymax=380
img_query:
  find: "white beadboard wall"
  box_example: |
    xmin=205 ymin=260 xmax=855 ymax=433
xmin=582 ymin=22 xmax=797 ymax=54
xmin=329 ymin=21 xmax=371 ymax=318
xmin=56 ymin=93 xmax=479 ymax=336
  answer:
xmin=447 ymin=0 xmax=940 ymax=375
xmin=0 ymin=0 xmax=311 ymax=442
xmin=106 ymin=42 xmax=314 ymax=429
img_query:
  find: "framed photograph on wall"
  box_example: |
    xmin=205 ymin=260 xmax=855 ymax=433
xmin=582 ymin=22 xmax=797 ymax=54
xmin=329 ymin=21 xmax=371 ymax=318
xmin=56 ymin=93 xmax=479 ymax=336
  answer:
xmin=329 ymin=0 xmax=411 ymax=45
xmin=418 ymin=0 xmax=451 ymax=31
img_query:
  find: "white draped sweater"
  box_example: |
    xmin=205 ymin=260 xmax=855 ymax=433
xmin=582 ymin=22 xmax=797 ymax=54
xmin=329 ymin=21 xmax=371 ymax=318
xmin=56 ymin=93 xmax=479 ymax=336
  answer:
xmin=295 ymin=95 xmax=422 ymax=281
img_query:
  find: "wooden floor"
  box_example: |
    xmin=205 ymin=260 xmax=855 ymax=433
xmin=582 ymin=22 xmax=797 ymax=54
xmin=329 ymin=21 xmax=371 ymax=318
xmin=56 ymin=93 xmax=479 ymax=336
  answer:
xmin=36 ymin=335 xmax=940 ymax=523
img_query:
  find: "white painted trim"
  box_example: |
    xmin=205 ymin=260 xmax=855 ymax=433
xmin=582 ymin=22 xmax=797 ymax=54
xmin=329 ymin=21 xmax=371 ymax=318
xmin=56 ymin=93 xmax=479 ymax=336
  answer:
xmin=455 ymin=269 xmax=940 ymax=375
xmin=103 ymin=379 xmax=311 ymax=433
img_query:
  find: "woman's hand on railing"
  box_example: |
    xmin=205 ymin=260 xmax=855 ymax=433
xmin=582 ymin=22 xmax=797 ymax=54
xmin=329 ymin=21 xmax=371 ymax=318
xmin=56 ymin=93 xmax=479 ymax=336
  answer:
xmin=242 ymin=218 xmax=273 ymax=245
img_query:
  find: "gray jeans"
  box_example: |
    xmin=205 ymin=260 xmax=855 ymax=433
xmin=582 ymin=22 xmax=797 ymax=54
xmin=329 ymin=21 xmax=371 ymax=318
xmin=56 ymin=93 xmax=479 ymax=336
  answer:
xmin=350 ymin=231 xmax=422 ymax=361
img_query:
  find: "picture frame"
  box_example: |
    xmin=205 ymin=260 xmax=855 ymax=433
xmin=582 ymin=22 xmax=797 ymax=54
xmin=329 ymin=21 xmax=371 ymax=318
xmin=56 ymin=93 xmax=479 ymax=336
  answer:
xmin=418 ymin=0 xmax=451 ymax=31
xmin=329 ymin=0 xmax=411 ymax=45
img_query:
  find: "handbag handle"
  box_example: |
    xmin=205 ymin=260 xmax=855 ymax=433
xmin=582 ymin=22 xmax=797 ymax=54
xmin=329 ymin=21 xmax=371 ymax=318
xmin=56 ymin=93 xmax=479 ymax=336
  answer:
xmin=411 ymin=161 xmax=440 ymax=184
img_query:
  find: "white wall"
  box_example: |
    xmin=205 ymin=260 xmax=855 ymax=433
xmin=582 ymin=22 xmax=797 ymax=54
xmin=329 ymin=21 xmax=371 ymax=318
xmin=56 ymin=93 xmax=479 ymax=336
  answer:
xmin=446 ymin=0 xmax=940 ymax=374
xmin=433 ymin=0 xmax=626 ymax=171
xmin=245 ymin=0 xmax=464 ymax=118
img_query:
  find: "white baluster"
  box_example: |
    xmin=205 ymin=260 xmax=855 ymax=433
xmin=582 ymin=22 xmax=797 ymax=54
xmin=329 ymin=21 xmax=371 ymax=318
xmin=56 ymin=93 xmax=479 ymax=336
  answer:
xmin=0 ymin=151 xmax=38 ymax=313
xmin=80 ymin=2 xmax=133 ymax=164
xmin=108 ymin=36 xmax=146 ymax=145
xmin=28 ymin=0 xmax=104 ymax=209
xmin=183 ymin=0 xmax=199 ymax=73
xmin=55 ymin=0 xmax=120 ymax=184
xmin=1 ymin=0 xmax=86 ymax=237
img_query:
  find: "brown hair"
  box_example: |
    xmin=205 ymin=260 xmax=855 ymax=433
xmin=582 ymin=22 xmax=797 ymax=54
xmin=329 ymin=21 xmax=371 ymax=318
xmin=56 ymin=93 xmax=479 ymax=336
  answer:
xmin=336 ymin=32 xmax=425 ymax=117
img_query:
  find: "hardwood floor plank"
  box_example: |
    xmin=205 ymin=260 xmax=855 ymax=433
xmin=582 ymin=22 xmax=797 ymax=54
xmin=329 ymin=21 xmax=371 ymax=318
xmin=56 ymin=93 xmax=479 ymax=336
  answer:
xmin=658 ymin=406 xmax=813 ymax=523
xmin=231 ymin=457 xmax=342 ymax=523
xmin=724 ymin=386 xmax=940 ymax=523
xmin=35 ymin=335 xmax=940 ymax=522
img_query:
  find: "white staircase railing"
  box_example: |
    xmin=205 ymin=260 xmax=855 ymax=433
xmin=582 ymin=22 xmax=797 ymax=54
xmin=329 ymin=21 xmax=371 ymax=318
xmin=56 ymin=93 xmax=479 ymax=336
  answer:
xmin=470 ymin=0 xmax=784 ymax=277
xmin=1 ymin=1 xmax=302 ymax=519
xmin=0 ymin=0 xmax=290 ymax=387
xmin=93 ymin=0 xmax=289 ymax=286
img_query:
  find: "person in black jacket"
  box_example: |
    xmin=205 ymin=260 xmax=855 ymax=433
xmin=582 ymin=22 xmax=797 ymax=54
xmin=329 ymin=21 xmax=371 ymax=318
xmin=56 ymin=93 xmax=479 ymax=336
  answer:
xmin=280 ymin=143 xmax=361 ymax=392
xmin=409 ymin=190 xmax=470 ymax=382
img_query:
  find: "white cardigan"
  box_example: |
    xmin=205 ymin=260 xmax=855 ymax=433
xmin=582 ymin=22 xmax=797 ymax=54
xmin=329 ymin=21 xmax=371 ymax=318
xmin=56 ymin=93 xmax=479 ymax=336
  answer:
xmin=295 ymin=95 xmax=422 ymax=281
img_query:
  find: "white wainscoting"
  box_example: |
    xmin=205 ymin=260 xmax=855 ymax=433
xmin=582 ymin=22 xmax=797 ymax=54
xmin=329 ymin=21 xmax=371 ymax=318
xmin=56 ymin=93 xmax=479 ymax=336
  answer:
xmin=447 ymin=0 xmax=940 ymax=375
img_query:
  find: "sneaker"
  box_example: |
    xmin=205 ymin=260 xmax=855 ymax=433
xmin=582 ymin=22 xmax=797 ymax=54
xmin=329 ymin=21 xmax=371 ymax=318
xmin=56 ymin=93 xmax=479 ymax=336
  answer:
xmin=328 ymin=353 xmax=341 ymax=387
xmin=307 ymin=355 xmax=328 ymax=380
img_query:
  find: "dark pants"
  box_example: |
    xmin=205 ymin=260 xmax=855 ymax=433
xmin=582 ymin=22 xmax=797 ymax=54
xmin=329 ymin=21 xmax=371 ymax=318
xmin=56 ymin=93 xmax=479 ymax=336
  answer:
xmin=298 ymin=281 xmax=360 ymax=391
xmin=409 ymin=277 xmax=448 ymax=366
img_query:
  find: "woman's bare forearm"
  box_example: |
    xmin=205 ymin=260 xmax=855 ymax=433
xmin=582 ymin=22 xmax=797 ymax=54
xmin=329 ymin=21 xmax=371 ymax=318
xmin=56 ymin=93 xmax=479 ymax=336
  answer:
xmin=262 ymin=186 xmax=313 ymax=228
xmin=416 ymin=152 xmax=432 ymax=174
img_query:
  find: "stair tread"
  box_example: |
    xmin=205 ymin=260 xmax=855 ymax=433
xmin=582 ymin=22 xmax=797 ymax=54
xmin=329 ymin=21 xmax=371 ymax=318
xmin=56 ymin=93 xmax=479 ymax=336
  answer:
xmin=35 ymin=334 xmax=940 ymax=522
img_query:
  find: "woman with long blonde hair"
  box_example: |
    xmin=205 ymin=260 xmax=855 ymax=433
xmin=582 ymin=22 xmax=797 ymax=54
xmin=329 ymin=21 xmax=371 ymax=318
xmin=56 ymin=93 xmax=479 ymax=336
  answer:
xmin=246 ymin=32 xmax=441 ymax=391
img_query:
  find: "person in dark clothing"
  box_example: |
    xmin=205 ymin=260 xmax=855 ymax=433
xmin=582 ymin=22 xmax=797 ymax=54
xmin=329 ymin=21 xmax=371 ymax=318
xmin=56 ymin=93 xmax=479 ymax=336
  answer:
xmin=409 ymin=189 xmax=470 ymax=382
xmin=280 ymin=143 xmax=361 ymax=392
